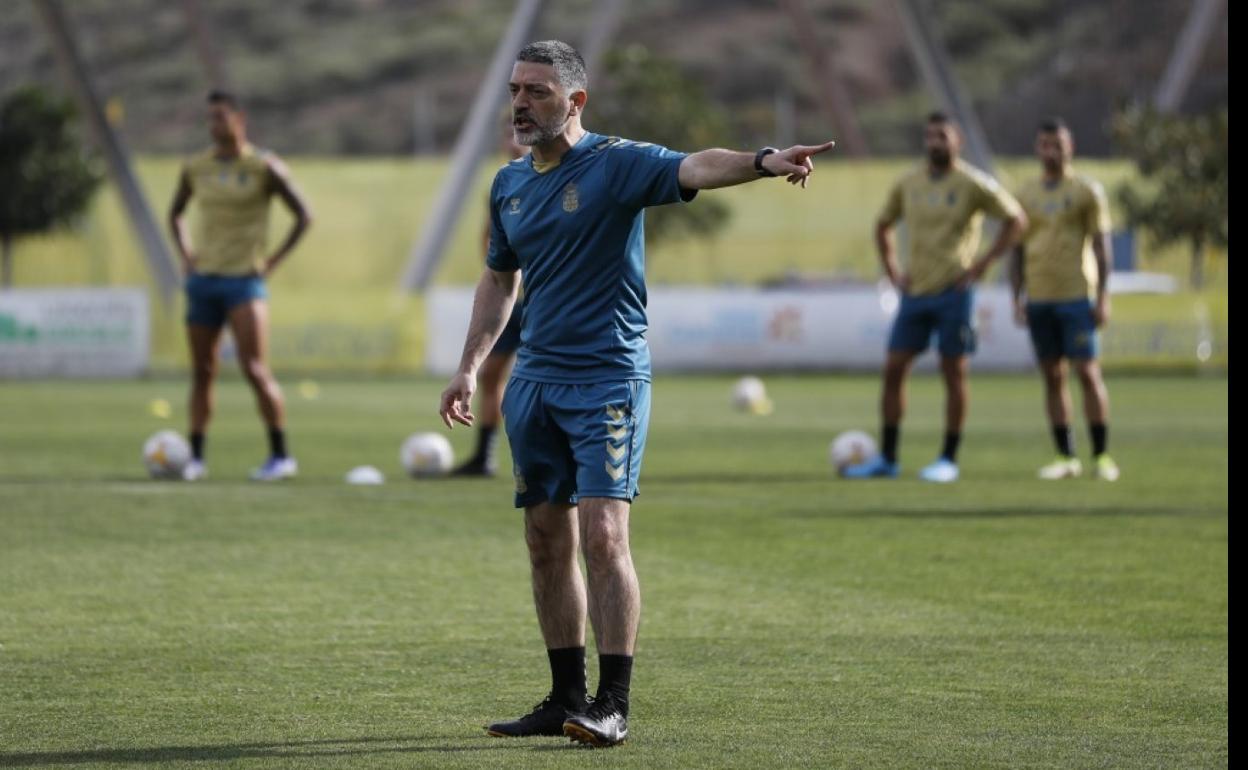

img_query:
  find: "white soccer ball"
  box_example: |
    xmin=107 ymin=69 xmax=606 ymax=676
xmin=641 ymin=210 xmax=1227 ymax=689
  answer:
xmin=732 ymin=376 xmax=773 ymax=414
xmin=830 ymin=430 xmax=878 ymax=473
xmin=143 ymin=430 xmax=191 ymax=479
xmin=400 ymin=432 xmax=454 ymax=477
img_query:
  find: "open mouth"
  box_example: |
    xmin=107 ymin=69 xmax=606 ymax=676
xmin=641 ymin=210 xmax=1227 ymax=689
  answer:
xmin=513 ymin=115 xmax=534 ymax=131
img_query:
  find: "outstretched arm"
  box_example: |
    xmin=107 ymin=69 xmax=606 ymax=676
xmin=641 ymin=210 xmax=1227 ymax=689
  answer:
xmin=677 ymin=141 xmax=836 ymax=190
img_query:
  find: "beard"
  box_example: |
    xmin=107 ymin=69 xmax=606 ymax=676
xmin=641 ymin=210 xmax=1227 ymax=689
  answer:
xmin=513 ymin=109 xmax=567 ymax=147
xmin=927 ymin=148 xmax=952 ymax=170
xmin=210 ymin=125 xmax=234 ymax=144
xmin=1041 ymin=156 xmax=1064 ymax=175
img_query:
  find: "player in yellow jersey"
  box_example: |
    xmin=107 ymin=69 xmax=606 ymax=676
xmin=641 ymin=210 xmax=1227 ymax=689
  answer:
xmin=844 ymin=112 xmax=1027 ymax=483
xmin=168 ymin=91 xmax=312 ymax=481
xmin=1011 ymin=118 xmax=1119 ymax=481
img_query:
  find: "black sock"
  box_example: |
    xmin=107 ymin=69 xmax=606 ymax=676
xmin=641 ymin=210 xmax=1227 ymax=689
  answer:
xmin=268 ymin=428 xmax=287 ymax=459
xmin=597 ymin=654 xmax=633 ymax=715
xmin=1090 ymin=423 xmax=1108 ymax=456
xmin=475 ymin=425 xmax=498 ymax=464
xmin=882 ymin=424 xmax=900 ymax=464
xmin=941 ymin=432 xmax=962 ymax=462
xmin=190 ymin=432 xmax=205 ymax=461
xmin=1052 ymin=424 xmax=1074 ymax=457
xmin=547 ymin=647 xmax=587 ymax=707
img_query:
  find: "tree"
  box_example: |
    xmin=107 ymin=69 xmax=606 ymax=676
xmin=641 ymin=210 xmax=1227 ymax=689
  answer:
xmin=0 ymin=86 xmax=103 ymax=287
xmin=587 ymin=45 xmax=734 ymax=249
xmin=1111 ymin=105 xmax=1228 ymax=289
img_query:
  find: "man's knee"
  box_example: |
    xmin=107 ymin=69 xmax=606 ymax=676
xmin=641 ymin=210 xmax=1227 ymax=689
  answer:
xmin=1074 ymin=360 xmax=1101 ymax=389
xmin=1035 ymin=355 xmax=1065 ymax=387
xmin=581 ymin=508 xmax=631 ymax=572
xmin=240 ymin=358 xmax=272 ymax=386
xmin=883 ymin=355 xmax=912 ymax=386
xmin=940 ymin=356 xmax=969 ymax=383
xmin=525 ymin=509 xmax=577 ymax=569
xmin=191 ymin=359 xmax=217 ymax=386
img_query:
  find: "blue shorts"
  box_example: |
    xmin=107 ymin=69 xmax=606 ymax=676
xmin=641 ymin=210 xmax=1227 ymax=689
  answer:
xmin=185 ymin=274 xmax=267 ymax=328
xmin=888 ymin=286 xmax=976 ymax=358
xmin=1026 ymin=298 xmax=1099 ymax=360
xmin=502 ymin=378 xmax=651 ymax=508
xmin=491 ymin=302 xmax=523 ymax=355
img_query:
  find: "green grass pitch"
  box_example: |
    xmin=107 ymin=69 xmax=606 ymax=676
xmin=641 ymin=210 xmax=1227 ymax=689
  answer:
xmin=0 ymin=374 xmax=1227 ymax=768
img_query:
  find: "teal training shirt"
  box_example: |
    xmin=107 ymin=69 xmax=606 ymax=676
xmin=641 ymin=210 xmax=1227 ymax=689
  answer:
xmin=486 ymin=132 xmax=696 ymax=383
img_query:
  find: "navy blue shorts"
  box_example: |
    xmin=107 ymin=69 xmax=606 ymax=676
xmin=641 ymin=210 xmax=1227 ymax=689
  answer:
xmin=185 ymin=274 xmax=267 ymax=328
xmin=888 ymin=287 xmax=976 ymax=358
xmin=502 ymin=378 xmax=651 ymax=508
xmin=1026 ymin=298 xmax=1099 ymax=360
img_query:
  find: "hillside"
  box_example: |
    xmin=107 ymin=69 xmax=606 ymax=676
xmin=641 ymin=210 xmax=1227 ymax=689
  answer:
xmin=0 ymin=0 xmax=1228 ymax=156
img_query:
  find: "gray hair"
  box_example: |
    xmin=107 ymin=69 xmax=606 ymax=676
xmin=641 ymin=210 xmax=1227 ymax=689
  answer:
xmin=516 ymin=40 xmax=587 ymax=92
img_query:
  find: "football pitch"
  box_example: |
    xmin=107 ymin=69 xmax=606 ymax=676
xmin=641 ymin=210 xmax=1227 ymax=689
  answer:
xmin=0 ymin=374 xmax=1228 ymax=768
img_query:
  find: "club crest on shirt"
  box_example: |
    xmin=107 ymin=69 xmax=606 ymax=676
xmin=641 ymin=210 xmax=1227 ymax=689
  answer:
xmin=562 ymin=183 xmax=579 ymax=213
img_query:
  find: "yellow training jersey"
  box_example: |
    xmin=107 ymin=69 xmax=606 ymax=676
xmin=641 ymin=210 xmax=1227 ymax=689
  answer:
xmin=184 ymin=144 xmax=274 ymax=276
xmin=1015 ymin=172 xmax=1111 ymax=302
xmin=879 ymin=160 xmax=1022 ymax=296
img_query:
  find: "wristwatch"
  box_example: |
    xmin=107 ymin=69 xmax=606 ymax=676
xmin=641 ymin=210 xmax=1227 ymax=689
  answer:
xmin=754 ymin=147 xmax=779 ymax=177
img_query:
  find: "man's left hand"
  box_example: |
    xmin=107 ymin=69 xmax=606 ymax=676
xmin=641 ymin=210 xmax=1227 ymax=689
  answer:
xmin=762 ymin=141 xmax=837 ymax=188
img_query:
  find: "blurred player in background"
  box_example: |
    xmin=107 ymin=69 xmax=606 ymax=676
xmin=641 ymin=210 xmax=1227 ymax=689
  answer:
xmin=169 ymin=90 xmax=312 ymax=481
xmin=1011 ymin=118 xmax=1119 ymax=481
xmin=843 ymin=112 xmax=1026 ymax=483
